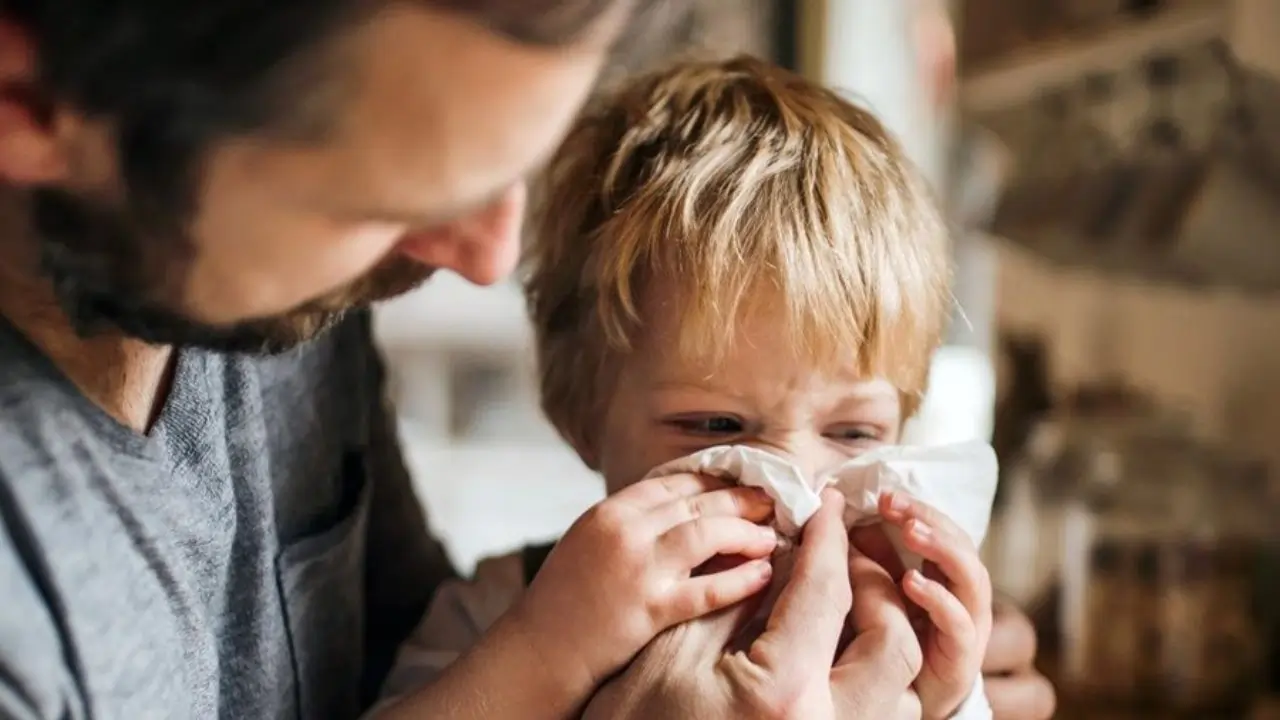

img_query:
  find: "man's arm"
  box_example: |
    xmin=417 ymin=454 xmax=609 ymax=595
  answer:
xmin=361 ymin=334 xmax=460 ymax=705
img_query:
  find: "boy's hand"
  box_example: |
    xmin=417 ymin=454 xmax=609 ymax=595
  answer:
xmin=511 ymin=472 xmax=778 ymax=695
xmin=876 ymin=492 xmax=994 ymax=720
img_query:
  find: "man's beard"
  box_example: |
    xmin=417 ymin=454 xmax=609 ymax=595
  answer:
xmin=31 ymin=187 xmax=433 ymax=355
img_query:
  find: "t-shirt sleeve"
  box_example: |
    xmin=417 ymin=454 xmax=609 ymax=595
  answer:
xmin=372 ymin=553 xmax=526 ymax=706
xmin=0 ymin=494 xmax=81 ymax=720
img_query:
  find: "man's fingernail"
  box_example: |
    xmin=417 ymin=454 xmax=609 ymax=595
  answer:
xmin=759 ymin=525 xmax=778 ymax=543
xmin=756 ymin=559 xmax=773 ymax=577
xmin=907 ymin=569 xmax=928 ymax=589
xmin=909 ymin=519 xmax=932 ymax=541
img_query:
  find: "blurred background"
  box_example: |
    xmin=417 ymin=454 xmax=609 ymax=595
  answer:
xmin=375 ymin=1 xmax=1280 ymax=716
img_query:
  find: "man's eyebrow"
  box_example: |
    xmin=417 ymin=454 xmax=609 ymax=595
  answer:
xmin=350 ymin=186 xmax=513 ymax=227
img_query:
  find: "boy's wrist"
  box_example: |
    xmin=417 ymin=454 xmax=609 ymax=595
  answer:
xmin=498 ymin=596 xmax=601 ymax=706
xmin=939 ymin=674 xmax=990 ymax=720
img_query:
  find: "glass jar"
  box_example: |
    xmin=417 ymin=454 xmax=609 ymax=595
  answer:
xmin=987 ymin=385 xmax=1189 ymax=615
xmin=1057 ymin=433 xmax=1275 ymax=715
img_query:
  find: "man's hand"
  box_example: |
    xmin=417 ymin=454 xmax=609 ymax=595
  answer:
xmin=982 ymin=602 xmax=1056 ymax=720
xmin=582 ymin=490 xmax=925 ymax=720
xmin=510 ymin=472 xmax=778 ymax=697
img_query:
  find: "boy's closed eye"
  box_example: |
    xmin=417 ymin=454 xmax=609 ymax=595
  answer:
xmin=661 ymin=415 xmax=885 ymax=447
xmin=823 ymin=424 xmax=884 ymax=446
xmin=663 ymin=414 xmax=747 ymax=437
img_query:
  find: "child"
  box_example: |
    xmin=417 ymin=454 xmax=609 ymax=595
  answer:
xmin=375 ymin=55 xmax=992 ymax=719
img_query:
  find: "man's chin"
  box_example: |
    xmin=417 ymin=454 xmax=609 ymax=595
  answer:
xmin=78 ymin=263 xmax=435 ymax=355
xmin=213 ymin=260 xmax=436 ymax=353
xmin=194 ymin=264 xmax=436 ymax=354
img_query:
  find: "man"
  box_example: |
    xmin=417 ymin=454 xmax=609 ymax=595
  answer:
xmin=0 ymin=0 xmax=1052 ymax=717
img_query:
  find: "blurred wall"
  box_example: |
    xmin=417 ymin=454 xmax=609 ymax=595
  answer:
xmin=994 ymin=0 xmax=1280 ymax=470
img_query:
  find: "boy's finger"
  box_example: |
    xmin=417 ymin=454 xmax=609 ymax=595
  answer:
xmin=902 ymin=568 xmax=975 ymax=670
xmin=665 ymin=558 xmax=774 ymax=625
xmin=659 ymin=516 xmax=778 ymax=569
xmin=654 ymin=485 xmax=775 ymax=530
xmin=880 ymin=492 xmax=976 ymax=556
xmin=899 ymin=517 xmax=991 ymax=623
xmin=614 ymin=472 xmax=730 ymax=508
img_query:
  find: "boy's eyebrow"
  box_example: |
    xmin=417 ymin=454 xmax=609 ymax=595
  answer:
xmin=651 ymin=378 xmax=750 ymax=399
xmin=828 ymin=383 xmax=900 ymax=411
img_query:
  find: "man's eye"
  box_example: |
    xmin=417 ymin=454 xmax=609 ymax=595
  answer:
xmin=666 ymin=415 xmax=746 ymax=436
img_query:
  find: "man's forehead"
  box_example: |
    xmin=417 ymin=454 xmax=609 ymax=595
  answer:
xmin=426 ymin=0 xmax=640 ymax=47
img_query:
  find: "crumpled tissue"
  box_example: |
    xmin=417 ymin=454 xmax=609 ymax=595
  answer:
xmin=644 ymin=440 xmax=997 ymax=561
xmin=643 ymin=440 xmax=999 ymax=719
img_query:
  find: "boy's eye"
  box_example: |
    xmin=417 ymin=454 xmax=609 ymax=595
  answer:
xmin=665 ymin=415 xmax=746 ymax=436
xmin=825 ymin=425 xmax=882 ymax=444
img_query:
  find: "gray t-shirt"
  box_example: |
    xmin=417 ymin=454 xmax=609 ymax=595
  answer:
xmin=0 ymin=311 xmax=456 ymax=720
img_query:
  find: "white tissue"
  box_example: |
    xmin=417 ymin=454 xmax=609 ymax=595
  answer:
xmin=644 ymin=441 xmax=998 ymax=546
xmin=643 ymin=441 xmax=999 ymax=720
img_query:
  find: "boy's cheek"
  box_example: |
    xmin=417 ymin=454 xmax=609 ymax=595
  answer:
xmin=600 ymin=442 xmax=702 ymax=495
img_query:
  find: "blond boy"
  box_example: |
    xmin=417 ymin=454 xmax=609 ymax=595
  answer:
xmin=376 ymin=55 xmax=992 ymax=720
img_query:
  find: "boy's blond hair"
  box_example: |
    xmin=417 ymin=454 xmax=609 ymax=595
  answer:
xmin=525 ymin=55 xmax=952 ymax=458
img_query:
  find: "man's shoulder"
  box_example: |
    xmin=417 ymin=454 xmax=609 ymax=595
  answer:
xmin=0 ymin=333 xmax=105 ymax=480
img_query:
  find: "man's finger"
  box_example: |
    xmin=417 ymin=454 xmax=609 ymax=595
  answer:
xmin=890 ymin=688 xmax=924 ymax=720
xmin=752 ymin=490 xmax=852 ymax=680
xmin=983 ymin=602 xmax=1037 ymax=673
xmin=985 ymin=675 xmax=1056 ymax=720
xmin=831 ymin=547 xmax=922 ymax=715
xmin=850 ymin=524 xmax=907 ymax=581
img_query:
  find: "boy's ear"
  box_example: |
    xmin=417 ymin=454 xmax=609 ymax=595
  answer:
xmin=570 ymin=430 xmax=601 ymax=472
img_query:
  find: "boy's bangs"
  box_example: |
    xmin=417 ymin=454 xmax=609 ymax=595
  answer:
xmin=592 ymin=183 xmax=946 ymax=400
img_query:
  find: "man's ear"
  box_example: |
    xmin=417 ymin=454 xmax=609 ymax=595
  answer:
xmin=0 ymin=21 xmax=67 ymax=185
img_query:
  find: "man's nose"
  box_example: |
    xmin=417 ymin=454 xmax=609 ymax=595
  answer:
xmin=395 ymin=182 xmax=526 ymax=286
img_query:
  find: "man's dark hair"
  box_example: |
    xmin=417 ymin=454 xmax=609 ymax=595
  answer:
xmin=0 ymin=0 xmax=640 ymax=217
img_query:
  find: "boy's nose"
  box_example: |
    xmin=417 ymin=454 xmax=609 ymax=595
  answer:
xmin=746 ymin=435 xmax=845 ymax=481
xmin=395 ymin=182 xmax=526 ymax=286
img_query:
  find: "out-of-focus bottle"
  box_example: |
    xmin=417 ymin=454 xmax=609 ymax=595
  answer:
xmin=1057 ymin=431 xmax=1275 ymax=715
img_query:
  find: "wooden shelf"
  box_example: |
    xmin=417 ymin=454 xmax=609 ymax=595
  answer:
xmin=961 ymin=3 xmax=1231 ymax=115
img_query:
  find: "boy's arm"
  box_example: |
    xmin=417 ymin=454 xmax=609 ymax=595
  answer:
xmin=374 ymin=554 xmax=524 ymax=700
xmin=366 ymin=552 xmax=593 ymax=720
